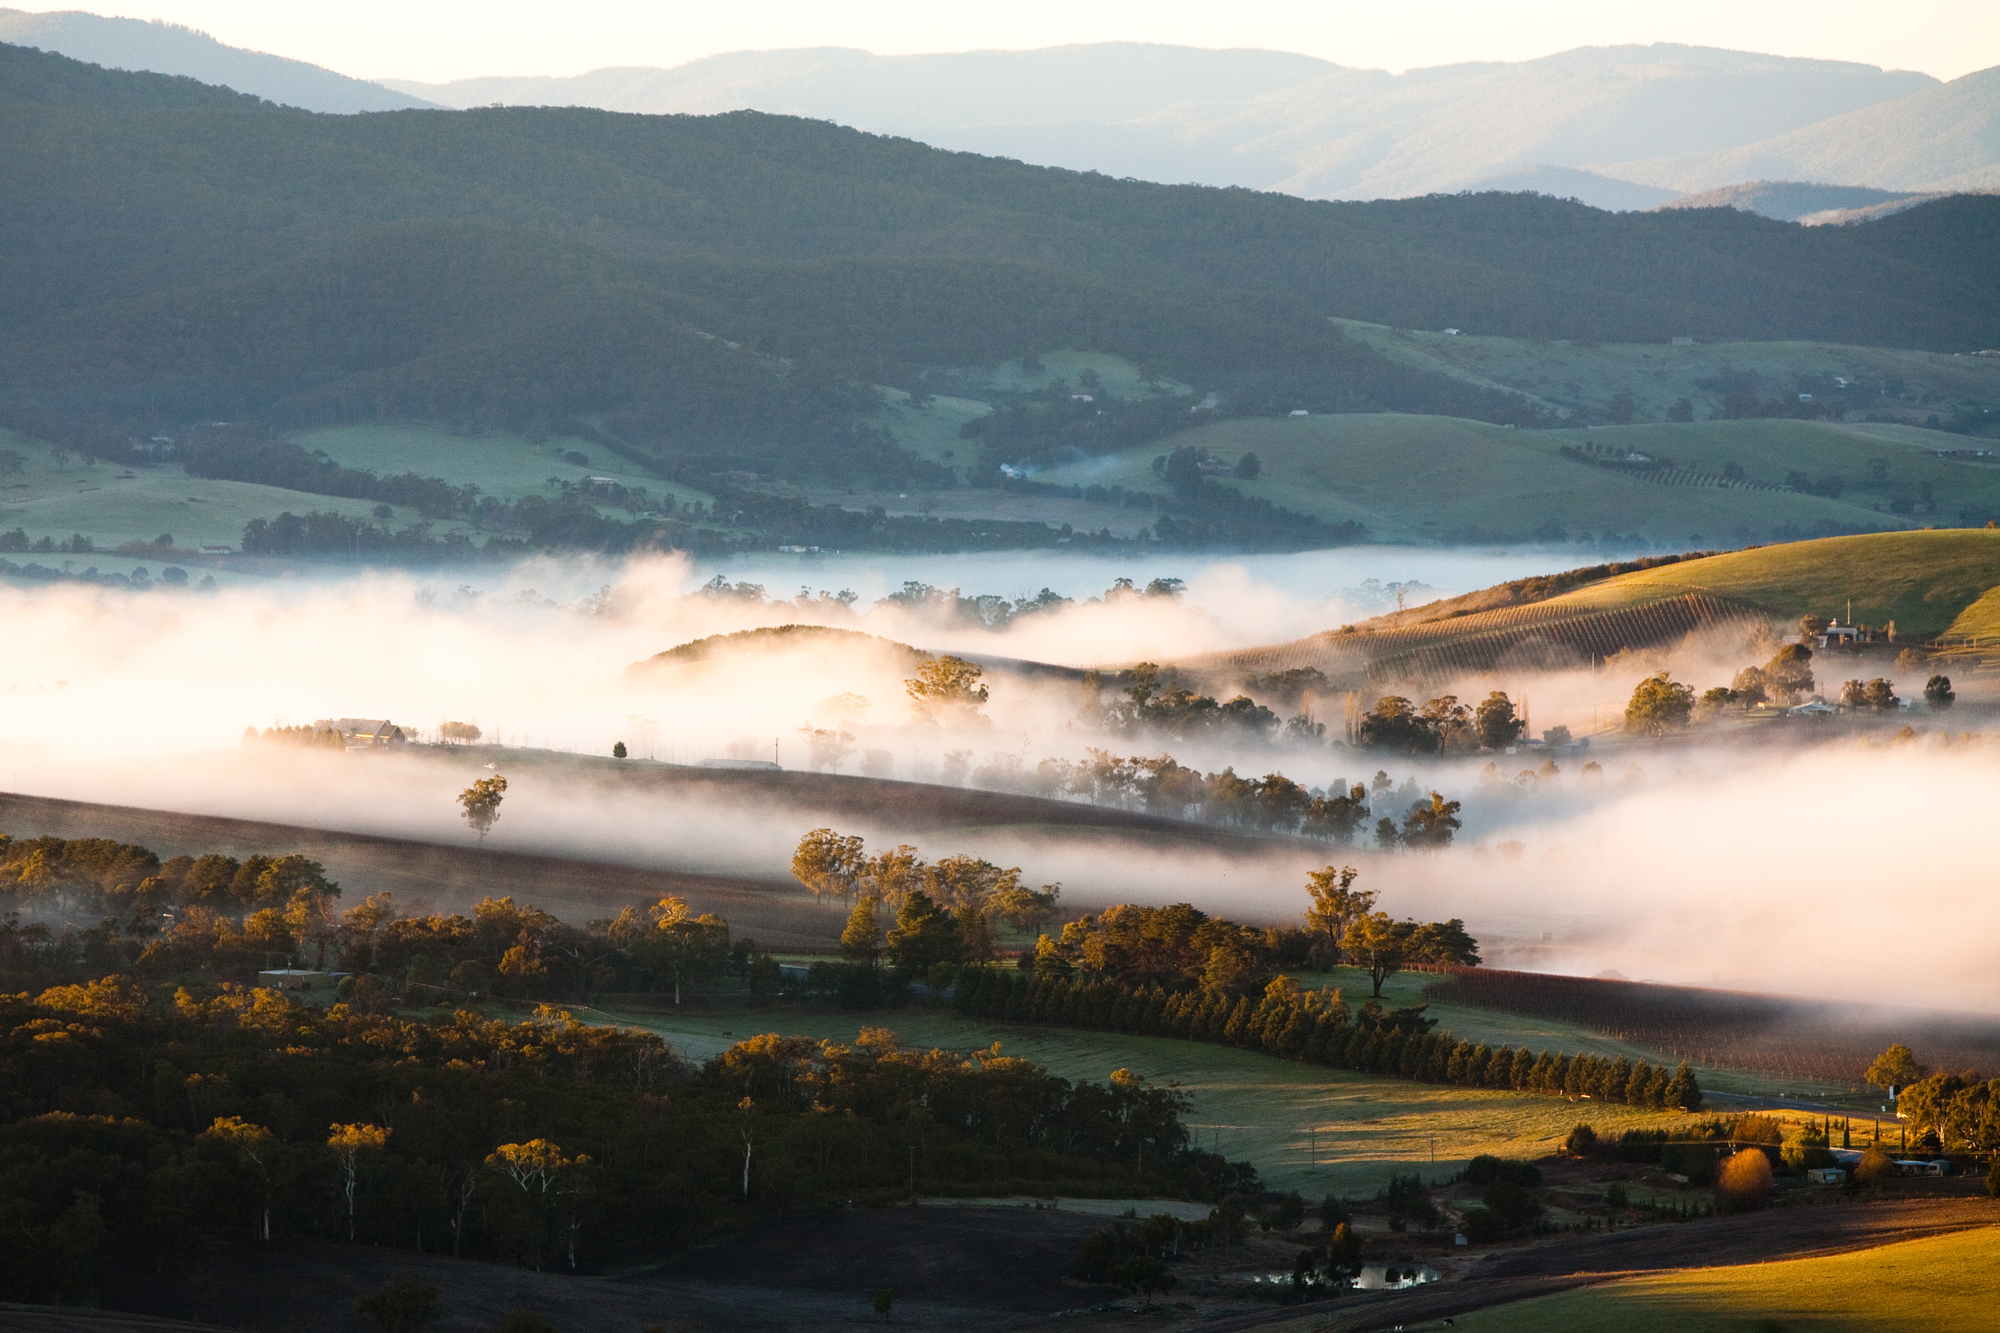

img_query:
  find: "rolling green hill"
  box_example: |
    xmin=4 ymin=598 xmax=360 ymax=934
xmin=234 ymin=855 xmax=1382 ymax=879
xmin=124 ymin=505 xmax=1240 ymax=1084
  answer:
xmin=1199 ymin=531 xmax=2000 ymax=682
xmin=1555 ymin=529 xmax=2000 ymax=635
xmin=1333 ymin=320 xmax=2000 ymax=432
xmin=1038 ymin=413 xmax=2000 ymax=543
xmin=4 ymin=39 xmax=1998 ymax=492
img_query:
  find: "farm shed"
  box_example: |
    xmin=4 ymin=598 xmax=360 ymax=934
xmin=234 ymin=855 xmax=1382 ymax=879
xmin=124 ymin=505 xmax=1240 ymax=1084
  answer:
xmin=256 ymin=969 xmax=346 ymax=1004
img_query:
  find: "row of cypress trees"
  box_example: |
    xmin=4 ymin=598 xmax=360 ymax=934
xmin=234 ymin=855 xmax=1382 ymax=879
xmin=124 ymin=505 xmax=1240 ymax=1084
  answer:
xmin=952 ymin=967 xmax=1702 ymax=1111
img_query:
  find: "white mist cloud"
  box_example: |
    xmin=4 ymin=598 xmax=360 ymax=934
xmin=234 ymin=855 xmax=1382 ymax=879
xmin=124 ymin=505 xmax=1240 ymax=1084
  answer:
xmin=5 ymin=549 xmax=1993 ymax=1014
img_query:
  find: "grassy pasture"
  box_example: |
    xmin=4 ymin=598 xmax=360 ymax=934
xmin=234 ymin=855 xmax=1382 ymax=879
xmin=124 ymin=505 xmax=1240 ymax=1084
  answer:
xmin=1943 ymin=583 xmax=2000 ymax=641
xmin=0 ymin=428 xmax=446 ymax=552
xmin=292 ymin=423 xmax=714 ymax=508
xmin=599 ymin=1001 xmax=1700 ymax=1196
xmin=1335 ymin=318 xmax=2000 ymax=427
xmin=1034 ymin=411 xmax=1995 ymax=544
xmin=1555 ymin=529 xmax=2000 ymax=636
xmin=1455 ymin=1226 xmax=2000 ymax=1333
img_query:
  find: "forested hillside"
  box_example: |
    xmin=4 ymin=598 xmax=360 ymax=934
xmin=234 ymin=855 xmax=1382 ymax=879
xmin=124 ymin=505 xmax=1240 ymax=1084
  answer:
xmin=3 ymin=41 xmax=1998 ymax=500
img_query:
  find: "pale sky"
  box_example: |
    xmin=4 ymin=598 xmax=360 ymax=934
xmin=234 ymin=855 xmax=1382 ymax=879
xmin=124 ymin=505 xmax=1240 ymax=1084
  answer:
xmin=52 ymin=0 xmax=2000 ymax=84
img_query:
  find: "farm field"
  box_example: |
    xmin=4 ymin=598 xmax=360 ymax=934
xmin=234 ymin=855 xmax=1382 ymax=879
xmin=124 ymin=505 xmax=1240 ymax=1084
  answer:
xmin=1034 ymin=410 xmax=1995 ymax=545
xmin=0 ymin=428 xmax=455 ymax=553
xmin=1333 ymin=318 xmax=2000 ymax=428
xmin=293 ymin=423 xmax=714 ymax=508
xmin=1454 ymin=1225 xmax=2000 ymax=1333
xmin=599 ymin=1003 xmax=1702 ymax=1196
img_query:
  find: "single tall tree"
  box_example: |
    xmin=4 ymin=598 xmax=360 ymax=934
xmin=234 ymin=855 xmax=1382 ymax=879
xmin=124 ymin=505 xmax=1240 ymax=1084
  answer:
xmin=905 ymin=655 xmax=990 ymax=726
xmin=328 ymin=1122 xmax=392 ymax=1240
xmin=1341 ymin=913 xmax=1415 ymax=997
xmin=1303 ymin=866 xmax=1373 ymax=966
xmin=457 ymin=776 xmax=508 ymax=844
xmin=840 ymin=895 xmax=884 ymax=968
xmin=1473 ymin=692 xmax=1525 ymax=750
xmin=1864 ymin=1043 xmax=1926 ymax=1095
xmin=1623 ymin=673 xmax=1694 ymax=736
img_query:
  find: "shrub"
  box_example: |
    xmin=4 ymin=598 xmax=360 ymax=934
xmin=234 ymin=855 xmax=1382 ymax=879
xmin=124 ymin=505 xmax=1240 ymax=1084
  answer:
xmin=1854 ymin=1146 xmax=1896 ymax=1186
xmin=1564 ymin=1123 xmax=1598 ymax=1157
xmin=1715 ymin=1148 xmax=1774 ymax=1213
xmin=1465 ymin=1155 xmax=1543 ymax=1187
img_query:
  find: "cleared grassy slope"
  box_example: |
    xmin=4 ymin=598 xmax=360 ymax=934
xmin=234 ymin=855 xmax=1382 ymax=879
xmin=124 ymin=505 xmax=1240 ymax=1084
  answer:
xmin=1554 ymin=529 xmax=2000 ymax=635
xmin=1458 ymin=1227 xmax=2000 ymax=1333
xmin=295 ymin=423 xmax=714 ymax=508
xmin=1334 ymin=319 xmax=2000 ymax=426
xmin=0 ymin=428 xmax=455 ymax=551
xmin=1196 ymin=531 xmax=2000 ymax=680
xmin=1037 ymin=412 xmax=1998 ymax=543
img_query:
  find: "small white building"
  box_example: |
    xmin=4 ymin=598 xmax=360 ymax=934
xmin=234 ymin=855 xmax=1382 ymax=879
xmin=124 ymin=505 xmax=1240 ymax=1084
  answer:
xmin=1806 ymin=1167 xmax=1847 ymax=1185
xmin=256 ymin=969 xmax=345 ymax=1004
xmin=702 ymin=758 xmax=781 ymax=772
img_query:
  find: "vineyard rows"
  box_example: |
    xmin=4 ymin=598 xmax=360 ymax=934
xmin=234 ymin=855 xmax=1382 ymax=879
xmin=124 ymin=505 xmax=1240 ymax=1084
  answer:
xmin=1426 ymin=967 xmax=2000 ymax=1088
xmin=1362 ymin=592 xmax=1759 ymax=684
xmin=1591 ymin=461 xmax=1785 ymax=492
xmin=1223 ymin=596 xmax=1629 ymax=674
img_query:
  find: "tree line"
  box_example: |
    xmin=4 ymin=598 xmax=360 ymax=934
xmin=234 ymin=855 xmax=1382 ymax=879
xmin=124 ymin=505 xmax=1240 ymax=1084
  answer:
xmin=949 ymin=966 xmax=1702 ymax=1114
xmin=0 ymin=979 xmax=1238 ymax=1304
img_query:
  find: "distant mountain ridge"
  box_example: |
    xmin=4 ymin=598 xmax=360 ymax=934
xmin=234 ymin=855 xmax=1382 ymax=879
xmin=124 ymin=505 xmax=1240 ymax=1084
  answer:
xmin=0 ymin=7 xmax=437 ymax=112
xmin=1597 ymin=64 xmax=2000 ymax=195
xmin=7 ymin=13 xmax=1989 ymax=212
xmin=384 ymin=41 xmax=1946 ymax=209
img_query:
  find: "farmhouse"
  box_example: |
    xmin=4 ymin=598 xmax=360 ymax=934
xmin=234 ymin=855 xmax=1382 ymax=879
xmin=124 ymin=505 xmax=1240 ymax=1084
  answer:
xmin=1806 ymin=1166 xmax=1847 ymax=1185
xmin=1816 ymin=621 xmax=1863 ymax=647
xmin=702 ymin=757 xmax=781 ymax=771
xmin=313 ymin=718 xmax=411 ymax=748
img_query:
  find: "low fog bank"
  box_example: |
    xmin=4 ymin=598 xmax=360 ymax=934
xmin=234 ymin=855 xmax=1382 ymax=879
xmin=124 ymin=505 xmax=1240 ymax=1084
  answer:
xmin=0 ymin=544 xmax=1631 ymax=766
xmin=6 ymin=733 xmax=1997 ymax=1018
xmin=4 ymin=547 xmax=1996 ymax=1015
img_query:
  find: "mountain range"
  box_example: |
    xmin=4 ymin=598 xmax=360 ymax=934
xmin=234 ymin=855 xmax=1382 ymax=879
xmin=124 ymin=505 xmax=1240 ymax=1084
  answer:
xmin=0 ymin=7 xmax=435 ymax=111
xmin=383 ymin=42 xmax=1997 ymax=209
xmin=4 ymin=9 xmax=1993 ymax=214
xmin=4 ymin=40 xmax=1996 ymax=462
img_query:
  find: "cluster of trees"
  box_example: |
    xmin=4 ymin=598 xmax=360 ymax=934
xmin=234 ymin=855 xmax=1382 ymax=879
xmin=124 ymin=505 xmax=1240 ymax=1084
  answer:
xmin=1087 ymin=662 xmax=1290 ymax=741
xmin=1643 ymin=638 xmax=1960 ymax=735
xmin=1357 ymin=691 xmax=1538 ymax=754
xmin=0 ymin=833 xmax=753 ymax=1009
xmin=1865 ymin=1045 xmax=2000 ymax=1152
xmin=1032 ymin=868 xmax=1479 ymax=999
xmin=791 ymin=829 xmax=1062 ymax=978
xmin=959 ymin=747 xmax=1463 ymax=849
xmin=0 ymin=978 xmax=1237 ymax=1302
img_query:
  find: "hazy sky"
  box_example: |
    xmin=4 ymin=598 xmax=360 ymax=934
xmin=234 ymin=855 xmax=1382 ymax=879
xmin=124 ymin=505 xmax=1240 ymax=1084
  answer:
xmin=60 ymin=0 xmax=2000 ymax=84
